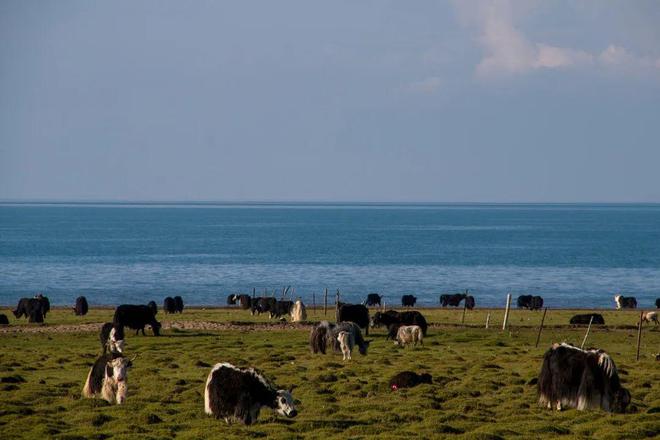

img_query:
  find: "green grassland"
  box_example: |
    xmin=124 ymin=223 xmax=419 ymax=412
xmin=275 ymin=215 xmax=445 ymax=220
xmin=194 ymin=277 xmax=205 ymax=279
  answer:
xmin=1 ymin=307 xmax=658 ymax=440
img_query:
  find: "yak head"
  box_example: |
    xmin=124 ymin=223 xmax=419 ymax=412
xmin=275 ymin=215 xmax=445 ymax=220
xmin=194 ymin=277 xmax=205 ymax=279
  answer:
xmin=359 ymin=340 xmax=373 ymax=355
xmin=105 ymin=356 xmax=133 ymax=383
xmin=275 ymin=389 xmax=297 ymax=418
xmin=612 ymin=387 xmax=631 ymax=413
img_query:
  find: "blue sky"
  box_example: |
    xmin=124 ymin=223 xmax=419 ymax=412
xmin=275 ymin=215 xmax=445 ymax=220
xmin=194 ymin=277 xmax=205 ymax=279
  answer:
xmin=1 ymin=0 xmax=660 ymax=202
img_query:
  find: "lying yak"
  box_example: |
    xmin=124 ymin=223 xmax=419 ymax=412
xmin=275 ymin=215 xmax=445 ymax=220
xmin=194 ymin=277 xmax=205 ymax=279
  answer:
xmin=82 ymin=352 xmax=135 ymax=405
xmin=569 ymin=313 xmax=605 ymax=326
xmin=538 ymin=343 xmax=630 ymax=412
xmin=204 ymin=362 xmax=297 ymax=425
xmin=389 ymin=371 xmax=432 ymax=390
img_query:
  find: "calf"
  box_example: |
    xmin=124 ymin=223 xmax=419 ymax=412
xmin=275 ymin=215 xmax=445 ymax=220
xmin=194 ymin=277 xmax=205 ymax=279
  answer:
xmin=147 ymin=300 xmax=158 ymax=316
xmin=204 ymin=362 xmax=297 ymax=425
xmin=163 ymin=297 xmax=176 ymax=314
xmin=371 ymin=310 xmax=428 ymax=336
xmin=364 ymin=293 xmax=382 ymax=307
xmin=73 ymin=296 xmax=89 ymax=316
xmin=337 ymin=331 xmax=353 ymax=361
xmin=82 ymin=353 xmax=134 ymax=404
xmin=12 ymin=298 xmax=44 ymax=323
xmin=290 ymin=300 xmax=307 ymax=322
xmin=100 ymin=322 xmax=125 ymax=354
xmin=0 ymin=314 xmax=8 ymax=325
xmin=401 ymin=295 xmax=416 ymax=307
xmin=538 ymin=343 xmax=630 ymax=412
xmin=517 ymin=295 xmax=544 ymax=310
xmin=440 ymin=293 xmax=465 ymax=307
xmin=389 ymin=371 xmax=432 ymax=390
xmin=614 ymin=295 xmax=637 ymax=309
xmin=174 ymin=295 xmax=184 ymax=313
xmin=569 ymin=313 xmax=605 ymax=325
xmin=641 ymin=311 xmax=658 ymax=325
xmin=337 ymin=303 xmax=370 ymax=335
xmin=394 ymin=325 xmax=423 ymax=348
xmin=113 ymin=304 xmax=161 ymax=336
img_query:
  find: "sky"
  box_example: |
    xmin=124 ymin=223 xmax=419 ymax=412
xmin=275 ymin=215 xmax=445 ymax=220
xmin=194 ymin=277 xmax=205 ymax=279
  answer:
xmin=1 ymin=0 xmax=660 ymax=203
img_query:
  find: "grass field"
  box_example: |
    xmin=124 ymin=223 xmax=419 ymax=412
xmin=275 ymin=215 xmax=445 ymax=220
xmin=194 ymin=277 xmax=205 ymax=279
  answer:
xmin=1 ymin=307 xmax=658 ymax=439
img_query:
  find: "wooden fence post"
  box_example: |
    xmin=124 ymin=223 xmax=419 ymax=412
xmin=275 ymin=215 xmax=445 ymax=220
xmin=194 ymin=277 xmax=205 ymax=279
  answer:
xmin=324 ymin=288 xmax=328 ymax=317
xmin=485 ymin=313 xmax=491 ymax=329
xmin=636 ymin=311 xmax=644 ymax=361
xmin=535 ymin=307 xmax=548 ymax=348
xmin=335 ymin=289 xmax=340 ymax=322
xmin=461 ymin=289 xmax=468 ymax=325
xmin=502 ymin=293 xmax=512 ymax=330
xmin=580 ymin=315 xmax=594 ymax=349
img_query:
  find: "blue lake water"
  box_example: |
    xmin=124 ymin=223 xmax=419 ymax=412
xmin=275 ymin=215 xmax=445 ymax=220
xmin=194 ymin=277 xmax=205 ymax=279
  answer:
xmin=1 ymin=203 xmax=659 ymax=307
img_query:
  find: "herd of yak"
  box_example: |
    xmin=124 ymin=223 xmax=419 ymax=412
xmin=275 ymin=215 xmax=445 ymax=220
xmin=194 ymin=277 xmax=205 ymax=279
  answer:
xmin=2 ymin=291 xmax=659 ymax=425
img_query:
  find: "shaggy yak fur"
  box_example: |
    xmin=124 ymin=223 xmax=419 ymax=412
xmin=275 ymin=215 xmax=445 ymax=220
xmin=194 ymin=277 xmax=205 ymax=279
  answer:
xmin=163 ymin=297 xmax=176 ymax=314
xmin=204 ymin=363 xmax=297 ymax=425
xmin=389 ymin=371 xmax=432 ymax=390
xmin=401 ymin=295 xmax=417 ymax=307
xmin=440 ymin=293 xmax=466 ymax=307
xmin=12 ymin=298 xmax=45 ymax=323
xmin=290 ymin=300 xmax=307 ymax=322
xmin=309 ymin=321 xmax=371 ymax=356
xmin=174 ymin=295 xmax=184 ymax=313
xmin=147 ymin=300 xmax=158 ymax=316
xmin=614 ymin=295 xmax=637 ymax=309
xmin=538 ymin=343 xmax=631 ymax=413
xmin=113 ymin=304 xmax=161 ymax=336
xmin=569 ymin=313 xmax=605 ymax=326
xmin=337 ymin=303 xmax=370 ymax=335
xmin=82 ymin=353 xmax=134 ymax=404
xmin=364 ymin=293 xmax=382 ymax=307
xmin=73 ymin=296 xmax=89 ymax=316
xmin=394 ymin=325 xmax=424 ymax=347
xmin=100 ymin=322 xmax=126 ymax=354
xmin=371 ymin=310 xmax=428 ymax=337
xmin=517 ymin=295 xmax=544 ymax=310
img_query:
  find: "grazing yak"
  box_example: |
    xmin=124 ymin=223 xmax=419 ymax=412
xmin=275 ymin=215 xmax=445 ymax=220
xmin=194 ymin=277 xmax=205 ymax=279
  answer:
xmin=252 ymin=297 xmax=277 ymax=316
xmin=538 ymin=343 xmax=630 ymax=412
xmin=163 ymin=297 xmax=176 ymax=314
xmin=614 ymin=295 xmax=637 ymax=309
xmin=389 ymin=371 xmax=432 ymax=390
xmin=641 ymin=311 xmax=658 ymax=325
xmin=113 ymin=304 xmax=161 ymax=336
xmin=147 ymin=300 xmax=158 ymax=316
xmin=517 ymin=295 xmax=544 ymax=310
xmin=440 ymin=293 xmax=466 ymax=307
xmin=204 ymin=362 xmax=297 ymax=425
xmin=401 ymin=295 xmax=417 ymax=307
xmin=309 ymin=321 xmax=371 ymax=356
xmin=290 ymin=300 xmax=307 ymax=322
xmin=337 ymin=303 xmax=370 ymax=335
xmin=12 ymin=297 xmax=45 ymax=323
xmin=73 ymin=296 xmax=89 ymax=316
xmin=570 ymin=313 xmax=605 ymax=326
xmin=0 ymin=314 xmax=8 ymax=325
xmin=174 ymin=295 xmax=184 ymax=313
xmin=337 ymin=331 xmax=353 ymax=361
xmin=465 ymin=295 xmax=476 ymax=310
xmin=364 ymin=293 xmax=382 ymax=307
xmin=82 ymin=352 xmax=134 ymax=405
xmin=371 ymin=310 xmax=428 ymax=337
xmin=100 ymin=322 xmax=125 ymax=354
xmin=394 ymin=325 xmax=423 ymax=347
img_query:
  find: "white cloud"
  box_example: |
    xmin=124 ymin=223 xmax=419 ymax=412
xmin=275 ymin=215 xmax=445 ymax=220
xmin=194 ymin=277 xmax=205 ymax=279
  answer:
xmin=454 ymin=0 xmax=660 ymax=78
xmin=407 ymin=76 xmax=443 ymax=94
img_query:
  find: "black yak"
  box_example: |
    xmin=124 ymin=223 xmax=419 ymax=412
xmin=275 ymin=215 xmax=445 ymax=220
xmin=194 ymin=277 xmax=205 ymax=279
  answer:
xmin=113 ymin=305 xmax=161 ymax=336
xmin=73 ymin=296 xmax=89 ymax=316
xmin=389 ymin=371 xmax=432 ymax=390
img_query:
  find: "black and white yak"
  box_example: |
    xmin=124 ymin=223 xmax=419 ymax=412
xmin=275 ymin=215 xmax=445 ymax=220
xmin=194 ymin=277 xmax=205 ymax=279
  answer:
xmin=204 ymin=362 xmax=297 ymax=425
xmin=174 ymin=295 xmax=184 ymax=313
xmin=252 ymin=297 xmax=276 ymax=316
xmin=227 ymin=294 xmax=238 ymax=305
xmin=113 ymin=304 xmax=161 ymax=336
xmin=73 ymin=296 xmax=89 ymax=316
xmin=309 ymin=321 xmax=371 ymax=356
xmin=517 ymin=295 xmax=544 ymax=310
xmin=147 ymin=300 xmax=158 ymax=316
xmin=401 ymin=295 xmax=417 ymax=307
xmin=440 ymin=293 xmax=466 ymax=307
xmin=371 ymin=310 xmax=428 ymax=337
xmin=12 ymin=297 xmax=45 ymax=323
xmin=82 ymin=352 xmax=135 ymax=404
xmin=569 ymin=313 xmax=605 ymax=326
xmin=614 ymin=295 xmax=637 ymax=309
xmin=100 ymin=322 xmax=125 ymax=354
xmin=164 ymin=296 xmax=176 ymax=314
xmin=337 ymin=303 xmax=370 ymax=335
xmin=234 ymin=294 xmax=252 ymax=310
xmin=538 ymin=343 xmax=631 ymax=412
xmin=364 ymin=293 xmax=382 ymax=307
xmin=389 ymin=371 xmax=432 ymax=391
